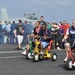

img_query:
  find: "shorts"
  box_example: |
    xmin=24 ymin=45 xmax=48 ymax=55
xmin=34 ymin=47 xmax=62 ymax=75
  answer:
xmin=41 ymin=42 xmax=49 ymax=48
xmin=66 ymin=39 xmax=75 ymax=49
xmin=17 ymin=35 xmax=23 ymax=44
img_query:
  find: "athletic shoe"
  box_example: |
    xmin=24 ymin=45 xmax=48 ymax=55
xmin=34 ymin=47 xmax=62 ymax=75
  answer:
xmin=57 ymin=47 xmax=61 ymax=50
xmin=73 ymin=62 xmax=75 ymax=66
xmin=64 ymin=57 xmax=67 ymax=62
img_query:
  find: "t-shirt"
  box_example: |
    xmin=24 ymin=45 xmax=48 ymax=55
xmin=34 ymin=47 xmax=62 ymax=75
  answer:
xmin=47 ymin=24 xmax=52 ymax=29
xmin=24 ymin=24 xmax=33 ymax=35
xmin=33 ymin=26 xmax=40 ymax=35
xmin=39 ymin=21 xmax=46 ymax=26
xmin=39 ymin=28 xmax=52 ymax=43
xmin=16 ymin=25 xmax=24 ymax=35
xmin=66 ymin=26 xmax=75 ymax=40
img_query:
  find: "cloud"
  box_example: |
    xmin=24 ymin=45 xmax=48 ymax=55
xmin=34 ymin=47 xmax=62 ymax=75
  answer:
xmin=32 ymin=0 xmax=71 ymax=8
xmin=0 ymin=0 xmax=74 ymax=22
xmin=0 ymin=0 xmax=4 ymax=10
xmin=31 ymin=0 xmax=55 ymax=14
xmin=54 ymin=0 xmax=71 ymax=6
xmin=32 ymin=0 xmax=47 ymax=6
xmin=0 ymin=1 xmax=2 ymax=9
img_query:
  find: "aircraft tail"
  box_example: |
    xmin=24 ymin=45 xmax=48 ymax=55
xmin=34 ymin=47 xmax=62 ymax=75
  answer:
xmin=1 ymin=8 xmax=9 ymax=21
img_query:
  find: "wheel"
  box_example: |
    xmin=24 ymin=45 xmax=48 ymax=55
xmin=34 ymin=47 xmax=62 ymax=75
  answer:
xmin=66 ymin=58 xmax=73 ymax=70
xmin=52 ymin=53 xmax=57 ymax=61
xmin=33 ymin=53 xmax=39 ymax=62
xmin=26 ymin=52 xmax=32 ymax=60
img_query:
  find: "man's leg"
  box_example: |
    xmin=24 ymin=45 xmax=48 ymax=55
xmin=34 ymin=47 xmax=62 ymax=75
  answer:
xmin=17 ymin=35 xmax=21 ymax=49
xmin=64 ymin=43 xmax=71 ymax=61
xmin=18 ymin=35 xmax=23 ymax=49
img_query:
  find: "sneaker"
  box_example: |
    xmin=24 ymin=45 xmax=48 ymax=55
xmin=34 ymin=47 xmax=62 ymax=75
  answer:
xmin=18 ymin=48 xmax=22 ymax=50
xmin=57 ymin=47 xmax=61 ymax=50
xmin=73 ymin=62 xmax=75 ymax=66
xmin=64 ymin=57 xmax=67 ymax=62
xmin=40 ymin=51 xmax=43 ymax=54
xmin=21 ymin=50 xmax=26 ymax=55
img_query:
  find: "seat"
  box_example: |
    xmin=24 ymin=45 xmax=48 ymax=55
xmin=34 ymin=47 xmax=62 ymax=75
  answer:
xmin=44 ymin=40 xmax=54 ymax=50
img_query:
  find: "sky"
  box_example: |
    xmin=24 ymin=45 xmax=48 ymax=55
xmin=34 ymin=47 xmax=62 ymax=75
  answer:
xmin=0 ymin=0 xmax=75 ymax=23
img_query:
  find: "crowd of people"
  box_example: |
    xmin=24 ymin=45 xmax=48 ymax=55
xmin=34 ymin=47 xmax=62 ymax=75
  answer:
xmin=0 ymin=16 xmax=75 ymax=62
xmin=0 ymin=20 xmax=33 ymax=45
xmin=26 ymin=16 xmax=71 ymax=50
xmin=0 ymin=16 xmax=72 ymax=49
xmin=0 ymin=16 xmax=75 ymax=48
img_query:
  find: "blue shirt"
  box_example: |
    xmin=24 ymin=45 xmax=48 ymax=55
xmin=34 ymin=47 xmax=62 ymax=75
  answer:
xmin=0 ymin=24 xmax=3 ymax=36
xmin=23 ymin=24 xmax=33 ymax=35
xmin=68 ymin=26 xmax=75 ymax=40
xmin=39 ymin=28 xmax=52 ymax=43
xmin=2 ymin=24 xmax=6 ymax=29
xmin=6 ymin=24 xmax=11 ymax=32
xmin=11 ymin=23 xmax=17 ymax=34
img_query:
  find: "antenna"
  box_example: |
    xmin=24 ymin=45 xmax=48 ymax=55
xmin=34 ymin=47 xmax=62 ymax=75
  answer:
xmin=24 ymin=13 xmax=35 ymax=17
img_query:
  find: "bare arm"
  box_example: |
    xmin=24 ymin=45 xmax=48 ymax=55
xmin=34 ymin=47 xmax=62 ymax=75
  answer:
xmin=13 ymin=29 xmax=17 ymax=37
xmin=63 ymin=35 xmax=68 ymax=40
xmin=22 ymin=30 xmax=24 ymax=33
xmin=51 ymin=24 xmax=59 ymax=28
xmin=62 ymin=28 xmax=69 ymax=42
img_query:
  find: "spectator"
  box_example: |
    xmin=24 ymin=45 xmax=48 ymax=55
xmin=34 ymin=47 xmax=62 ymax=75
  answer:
xmin=58 ymin=22 xmax=64 ymax=49
xmin=0 ymin=21 xmax=3 ymax=44
xmin=11 ymin=21 xmax=17 ymax=44
xmin=39 ymin=16 xmax=46 ymax=27
xmin=2 ymin=21 xmax=7 ymax=43
xmin=46 ymin=22 xmax=52 ymax=29
xmin=51 ymin=23 xmax=61 ymax=50
xmin=5 ymin=21 xmax=11 ymax=44
xmin=23 ymin=21 xmax=33 ymax=44
xmin=60 ymin=20 xmax=70 ymax=35
xmin=14 ymin=20 xmax=24 ymax=50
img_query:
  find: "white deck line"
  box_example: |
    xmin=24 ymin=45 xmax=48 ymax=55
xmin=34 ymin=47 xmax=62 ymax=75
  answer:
xmin=0 ymin=51 xmax=22 ymax=54
xmin=0 ymin=53 xmax=65 ymax=59
xmin=0 ymin=56 xmax=24 ymax=59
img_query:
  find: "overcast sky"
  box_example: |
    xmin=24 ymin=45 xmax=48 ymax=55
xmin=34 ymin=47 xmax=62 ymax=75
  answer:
xmin=0 ymin=0 xmax=75 ymax=23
